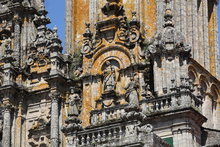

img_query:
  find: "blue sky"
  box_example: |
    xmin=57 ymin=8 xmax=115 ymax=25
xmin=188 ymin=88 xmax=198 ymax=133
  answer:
xmin=45 ymin=1 xmax=220 ymax=51
xmin=45 ymin=0 xmax=65 ymax=47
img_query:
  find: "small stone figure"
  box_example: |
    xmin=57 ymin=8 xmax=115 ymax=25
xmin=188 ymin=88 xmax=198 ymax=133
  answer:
xmin=103 ymin=61 xmax=117 ymax=93
xmin=1 ymin=36 xmax=11 ymax=56
xmin=146 ymin=84 xmax=154 ymax=98
xmin=124 ymin=75 xmax=139 ymax=111
xmin=68 ymin=91 xmax=81 ymax=117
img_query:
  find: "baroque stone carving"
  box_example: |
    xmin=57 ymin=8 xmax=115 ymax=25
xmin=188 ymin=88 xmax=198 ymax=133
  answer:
xmin=61 ymin=88 xmax=83 ymax=135
xmin=117 ymin=16 xmax=129 ymax=42
xmin=81 ymin=23 xmax=93 ymax=55
xmin=68 ymin=89 xmax=82 ymax=117
xmin=28 ymin=108 xmax=51 ymax=147
xmin=101 ymin=0 xmax=124 ymax=17
xmin=103 ymin=60 xmax=119 ymax=93
xmin=148 ymin=1 xmax=191 ymax=60
xmin=124 ymin=75 xmax=139 ymax=111
xmin=129 ymin=12 xmax=141 ymax=44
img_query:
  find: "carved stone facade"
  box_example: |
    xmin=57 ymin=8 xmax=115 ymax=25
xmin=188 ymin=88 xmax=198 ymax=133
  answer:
xmin=0 ymin=0 xmax=219 ymax=147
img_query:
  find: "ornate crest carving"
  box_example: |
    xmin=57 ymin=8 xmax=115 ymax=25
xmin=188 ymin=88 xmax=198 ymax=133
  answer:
xmin=28 ymin=108 xmax=51 ymax=147
xmin=148 ymin=1 xmax=191 ymax=60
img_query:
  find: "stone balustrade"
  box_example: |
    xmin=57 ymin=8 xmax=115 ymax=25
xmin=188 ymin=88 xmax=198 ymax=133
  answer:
xmin=76 ymin=124 xmax=125 ymax=146
xmin=142 ymin=91 xmax=203 ymax=114
xmin=90 ymin=105 xmax=126 ymax=125
xmin=90 ymin=91 xmax=203 ymax=126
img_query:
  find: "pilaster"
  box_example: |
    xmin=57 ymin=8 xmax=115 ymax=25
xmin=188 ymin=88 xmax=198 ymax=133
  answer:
xmin=49 ymin=91 xmax=60 ymax=147
xmin=2 ymin=103 xmax=12 ymax=147
xmin=13 ymin=14 xmax=22 ymax=67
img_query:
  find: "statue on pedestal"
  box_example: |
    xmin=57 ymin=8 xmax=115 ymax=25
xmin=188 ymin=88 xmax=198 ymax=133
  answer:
xmin=103 ymin=61 xmax=118 ymax=93
xmin=68 ymin=92 xmax=81 ymax=117
xmin=124 ymin=75 xmax=139 ymax=111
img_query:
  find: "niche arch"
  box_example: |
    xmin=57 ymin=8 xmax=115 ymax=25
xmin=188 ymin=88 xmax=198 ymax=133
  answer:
xmin=92 ymin=45 xmax=132 ymax=75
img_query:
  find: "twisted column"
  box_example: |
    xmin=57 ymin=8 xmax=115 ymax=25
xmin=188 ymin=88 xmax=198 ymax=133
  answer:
xmin=50 ymin=92 xmax=60 ymax=147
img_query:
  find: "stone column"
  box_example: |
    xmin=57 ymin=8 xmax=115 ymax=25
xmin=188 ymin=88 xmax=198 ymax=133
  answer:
xmin=2 ymin=105 xmax=12 ymax=147
xmin=50 ymin=92 xmax=60 ymax=147
xmin=13 ymin=14 xmax=22 ymax=66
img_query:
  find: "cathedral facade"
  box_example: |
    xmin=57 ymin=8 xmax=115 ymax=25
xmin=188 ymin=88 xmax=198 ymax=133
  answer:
xmin=0 ymin=0 xmax=219 ymax=147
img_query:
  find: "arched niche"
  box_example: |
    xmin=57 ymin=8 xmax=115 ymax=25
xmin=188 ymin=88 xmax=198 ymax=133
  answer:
xmin=199 ymin=75 xmax=209 ymax=95
xmin=188 ymin=66 xmax=198 ymax=83
xmin=92 ymin=45 xmax=132 ymax=75
xmin=211 ymin=84 xmax=220 ymax=129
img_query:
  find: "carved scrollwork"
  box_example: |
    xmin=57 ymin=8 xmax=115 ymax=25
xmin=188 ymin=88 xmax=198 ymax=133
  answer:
xmin=28 ymin=109 xmax=51 ymax=147
xmin=117 ymin=16 xmax=129 ymax=42
xmin=129 ymin=12 xmax=141 ymax=44
xmin=81 ymin=23 xmax=93 ymax=55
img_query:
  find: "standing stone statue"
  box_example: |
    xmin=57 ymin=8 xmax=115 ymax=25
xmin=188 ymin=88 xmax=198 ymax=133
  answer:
xmin=103 ymin=61 xmax=117 ymax=92
xmin=68 ymin=92 xmax=81 ymax=117
xmin=124 ymin=75 xmax=139 ymax=111
xmin=0 ymin=36 xmax=11 ymax=57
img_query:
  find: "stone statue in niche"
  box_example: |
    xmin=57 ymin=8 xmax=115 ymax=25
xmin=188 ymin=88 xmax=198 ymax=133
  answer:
xmin=124 ymin=75 xmax=139 ymax=111
xmin=68 ymin=89 xmax=81 ymax=117
xmin=0 ymin=34 xmax=11 ymax=57
xmin=103 ymin=61 xmax=119 ymax=93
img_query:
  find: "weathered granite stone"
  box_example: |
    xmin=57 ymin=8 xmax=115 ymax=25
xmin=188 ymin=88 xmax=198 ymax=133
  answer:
xmin=0 ymin=0 xmax=218 ymax=147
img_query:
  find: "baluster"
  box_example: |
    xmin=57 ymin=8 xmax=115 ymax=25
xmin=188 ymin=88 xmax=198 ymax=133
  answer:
xmin=113 ymin=128 xmax=117 ymax=139
xmin=77 ymin=136 xmax=81 ymax=145
xmin=108 ymin=129 xmax=112 ymax=140
xmin=97 ymin=131 xmax=101 ymax=143
xmin=91 ymin=133 xmax=95 ymax=144
xmin=120 ymin=109 xmax=124 ymax=118
xmin=110 ymin=111 xmax=113 ymax=120
xmin=113 ymin=110 xmax=117 ymax=119
xmin=102 ymin=111 xmax=106 ymax=122
xmin=156 ymin=101 xmax=159 ymax=111
xmin=81 ymin=135 xmax=85 ymax=145
xmin=103 ymin=130 xmax=107 ymax=142
xmin=117 ymin=109 xmax=120 ymax=119
xmin=165 ymin=99 xmax=169 ymax=109
xmin=160 ymin=100 xmax=162 ymax=110
xmin=87 ymin=134 xmax=90 ymax=145
xmin=119 ymin=126 xmax=123 ymax=139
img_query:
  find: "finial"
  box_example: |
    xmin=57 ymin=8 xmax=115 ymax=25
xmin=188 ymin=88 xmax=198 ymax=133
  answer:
xmin=130 ymin=11 xmax=140 ymax=28
xmin=132 ymin=11 xmax=137 ymax=21
xmin=164 ymin=0 xmax=174 ymax=27
xmin=53 ymin=25 xmax=58 ymax=32
xmin=83 ymin=23 xmax=92 ymax=38
xmin=53 ymin=26 xmax=58 ymax=38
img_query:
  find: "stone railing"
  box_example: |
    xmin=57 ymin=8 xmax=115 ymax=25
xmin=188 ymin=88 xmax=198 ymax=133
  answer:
xmin=90 ymin=105 xmax=126 ymax=126
xmin=141 ymin=91 xmax=203 ymax=114
xmin=141 ymin=96 xmax=172 ymax=113
xmin=76 ymin=123 xmax=125 ymax=146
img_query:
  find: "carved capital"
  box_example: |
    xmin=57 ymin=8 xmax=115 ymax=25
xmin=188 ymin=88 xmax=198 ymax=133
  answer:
xmin=49 ymin=91 xmax=61 ymax=103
